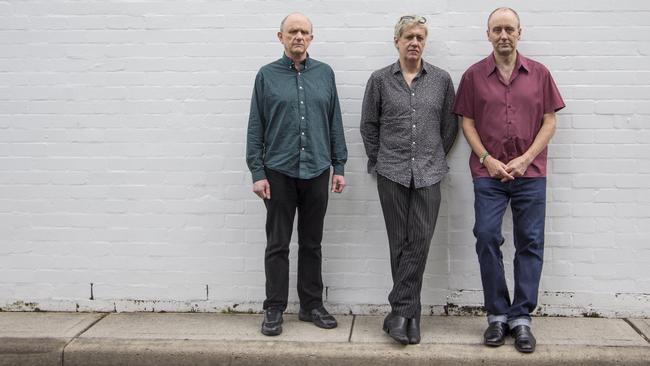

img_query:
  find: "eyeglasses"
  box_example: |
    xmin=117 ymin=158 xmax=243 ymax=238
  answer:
xmin=399 ymin=15 xmax=427 ymax=24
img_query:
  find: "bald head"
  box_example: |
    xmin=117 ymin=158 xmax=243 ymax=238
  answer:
xmin=277 ymin=12 xmax=314 ymax=62
xmin=487 ymin=7 xmax=520 ymax=29
xmin=280 ymin=12 xmax=313 ymax=33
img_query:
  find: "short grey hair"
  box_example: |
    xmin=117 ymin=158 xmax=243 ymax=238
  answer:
xmin=394 ymin=14 xmax=428 ymax=39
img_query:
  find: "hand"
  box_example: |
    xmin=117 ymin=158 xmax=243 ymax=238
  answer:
xmin=505 ymin=155 xmax=532 ymax=179
xmin=331 ymin=174 xmax=346 ymax=193
xmin=483 ymin=155 xmax=514 ymax=182
xmin=252 ymin=179 xmax=271 ymax=199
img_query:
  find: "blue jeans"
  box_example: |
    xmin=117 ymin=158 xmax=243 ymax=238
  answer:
xmin=473 ymin=177 xmax=546 ymax=327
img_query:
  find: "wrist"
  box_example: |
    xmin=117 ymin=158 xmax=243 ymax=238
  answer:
xmin=479 ymin=151 xmax=490 ymax=165
xmin=522 ymin=152 xmax=534 ymax=164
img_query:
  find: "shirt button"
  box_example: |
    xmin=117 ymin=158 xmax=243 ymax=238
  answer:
xmin=412 ymin=109 xmax=416 ymax=112
xmin=301 ymin=132 xmax=305 ymax=135
xmin=301 ymin=116 xmax=305 ymax=120
xmin=301 ymin=147 xmax=305 ymax=150
xmin=412 ymin=141 xmax=416 ymax=145
xmin=299 ymin=86 xmax=303 ymax=89
xmin=412 ymin=125 xmax=416 ymax=128
xmin=411 ymin=157 xmax=415 ymax=161
xmin=411 ymin=93 xmax=415 ymax=96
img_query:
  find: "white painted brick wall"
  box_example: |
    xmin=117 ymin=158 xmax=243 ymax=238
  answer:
xmin=1 ymin=0 xmax=649 ymax=317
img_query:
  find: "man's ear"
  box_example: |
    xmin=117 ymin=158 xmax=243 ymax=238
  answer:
xmin=277 ymin=31 xmax=283 ymax=42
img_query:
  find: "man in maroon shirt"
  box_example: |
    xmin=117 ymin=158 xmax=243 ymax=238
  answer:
xmin=453 ymin=7 xmax=565 ymax=353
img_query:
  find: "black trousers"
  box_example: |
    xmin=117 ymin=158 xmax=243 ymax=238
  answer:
xmin=263 ymin=168 xmax=329 ymax=311
xmin=377 ymin=175 xmax=441 ymax=318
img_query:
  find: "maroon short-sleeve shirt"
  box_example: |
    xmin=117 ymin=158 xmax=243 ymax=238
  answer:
xmin=453 ymin=53 xmax=565 ymax=178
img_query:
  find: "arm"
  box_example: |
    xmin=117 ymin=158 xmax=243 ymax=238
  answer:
xmin=246 ymin=72 xmax=271 ymax=199
xmin=441 ymin=76 xmax=458 ymax=155
xmin=329 ymin=70 xmax=347 ymax=193
xmin=505 ymin=112 xmax=557 ymax=177
xmin=461 ymin=116 xmax=514 ymax=182
xmin=359 ymin=74 xmax=381 ymax=173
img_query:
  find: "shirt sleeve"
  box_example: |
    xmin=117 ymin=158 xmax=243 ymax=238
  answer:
xmin=452 ymin=70 xmax=475 ymax=119
xmin=543 ymin=69 xmax=566 ymax=113
xmin=329 ymin=70 xmax=347 ymax=176
xmin=246 ymin=71 xmax=267 ymax=183
xmin=359 ymin=73 xmax=381 ymax=174
xmin=441 ymin=74 xmax=459 ymax=155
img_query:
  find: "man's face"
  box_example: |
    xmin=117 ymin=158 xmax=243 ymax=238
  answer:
xmin=395 ymin=25 xmax=427 ymax=63
xmin=487 ymin=10 xmax=521 ymax=57
xmin=277 ymin=15 xmax=313 ymax=59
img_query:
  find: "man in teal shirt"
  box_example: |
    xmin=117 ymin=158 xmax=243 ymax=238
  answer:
xmin=246 ymin=12 xmax=347 ymax=336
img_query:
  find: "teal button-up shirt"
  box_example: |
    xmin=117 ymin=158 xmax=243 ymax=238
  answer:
xmin=246 ymin=54 xmax=347 ymax=183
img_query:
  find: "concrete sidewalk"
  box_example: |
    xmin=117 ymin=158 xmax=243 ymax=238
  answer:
xmin=1 ymin=312 xmax=648 ymax=366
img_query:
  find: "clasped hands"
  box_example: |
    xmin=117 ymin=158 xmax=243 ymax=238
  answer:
xmin=484 ymin=155 xmax=531 ymax=182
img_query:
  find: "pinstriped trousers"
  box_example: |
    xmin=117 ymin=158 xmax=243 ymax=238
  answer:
xmin=377 ymin=174 xmax=441 ymax=318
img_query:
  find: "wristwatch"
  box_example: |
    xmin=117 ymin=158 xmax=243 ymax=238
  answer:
xmin=479 ymin=151 xmax=490 ymax=165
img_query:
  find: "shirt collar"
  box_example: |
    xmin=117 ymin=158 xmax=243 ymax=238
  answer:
xmin=281 ymin=52 xmax=312 ymax=70
xmin=391 ymin=59 xmax=430 ymax=75
xmin=485 ymin=52 xmax=529 ymax=76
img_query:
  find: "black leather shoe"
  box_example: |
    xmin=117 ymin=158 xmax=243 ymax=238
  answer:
xmin=298 ymin=306 xmax=338 ymax=329
xmin=261 ymin=309 xmax=283 ymax=336
xmin=512 ymin=325 xmax=536 ymax=353
xmin=383 ymin=313 xmax=409 ymax=345
xmin=407 ymin=316 xmax=421 ymax=344
xmin=483 ymin=322 xmax=508 ymax=346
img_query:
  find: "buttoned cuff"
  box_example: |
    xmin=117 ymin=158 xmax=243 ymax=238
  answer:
xmin=333 ymin=164 xmax=345 ymax=176
xmin=251 ymin=170 xmax=267 ymax=183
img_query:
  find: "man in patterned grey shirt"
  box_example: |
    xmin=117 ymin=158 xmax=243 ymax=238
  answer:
xmin=360 ymin=14 xmax=457 ymax=345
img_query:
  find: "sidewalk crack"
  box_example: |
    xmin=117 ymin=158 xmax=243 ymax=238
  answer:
xmin=61 ymin=313 xmax=109 ymax=366
xmin=623 ymin=318 xmax=650 ymax=344
xmin=348 ymin=314 xmax=356 ymax=343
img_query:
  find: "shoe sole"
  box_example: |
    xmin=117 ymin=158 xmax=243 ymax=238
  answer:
xmin=484 ymin=339 xmax=506 ymax=347
xmin=261 ymin=325 xmax=282 ymax=336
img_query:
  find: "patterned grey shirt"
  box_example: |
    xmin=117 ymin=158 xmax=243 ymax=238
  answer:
xmin=360 ymin=60 xmax=458 ymax=188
